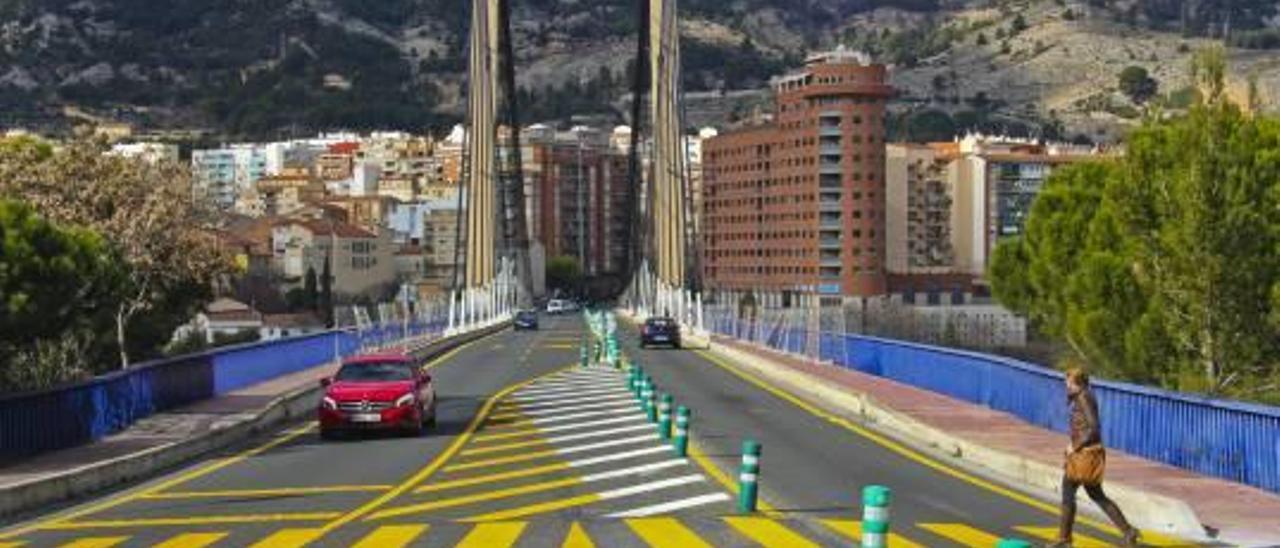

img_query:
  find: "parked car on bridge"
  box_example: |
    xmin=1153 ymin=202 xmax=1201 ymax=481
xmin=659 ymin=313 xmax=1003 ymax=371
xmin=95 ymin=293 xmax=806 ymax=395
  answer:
xmin=514 ymin=309 xmax=540 ymax=330
xmin=318 ymin=353 xmax=436 ymax=439
xmin=640 ymin=316 xmax=681 ymax=348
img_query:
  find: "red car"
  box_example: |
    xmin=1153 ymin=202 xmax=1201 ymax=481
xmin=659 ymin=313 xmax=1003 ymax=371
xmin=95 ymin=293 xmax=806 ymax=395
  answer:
xmin=318 ymin=353 xmax=436 ymax=439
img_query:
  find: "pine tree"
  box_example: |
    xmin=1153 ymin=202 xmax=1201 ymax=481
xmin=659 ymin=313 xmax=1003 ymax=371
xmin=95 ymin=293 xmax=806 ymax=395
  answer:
xmin=304 ymin=265 xmax=318 ymax=311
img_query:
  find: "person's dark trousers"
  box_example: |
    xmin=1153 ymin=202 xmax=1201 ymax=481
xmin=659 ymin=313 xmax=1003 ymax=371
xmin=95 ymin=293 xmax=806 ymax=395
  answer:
xmin=1057 ymin=475 xmax=1137 ymax=543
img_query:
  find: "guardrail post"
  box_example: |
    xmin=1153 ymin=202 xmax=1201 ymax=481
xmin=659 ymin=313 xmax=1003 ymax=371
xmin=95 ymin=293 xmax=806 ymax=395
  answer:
xmin=658 ymin=394 xmax=673 ymax=439
xmin=995 ymin=540 xmax=1032 ymax=548
xmin=861 ymin=485 xmax=891 ymax=548
xmin=673 ymin=406 xmax=689 ymax=457
xmin=738 ymin=439 xmax=761 ymax=513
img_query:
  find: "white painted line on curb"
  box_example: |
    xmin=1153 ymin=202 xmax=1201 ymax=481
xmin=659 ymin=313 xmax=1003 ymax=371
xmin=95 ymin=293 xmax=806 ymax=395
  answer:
xmin=604 ymin=492 xmax=732 ymax=517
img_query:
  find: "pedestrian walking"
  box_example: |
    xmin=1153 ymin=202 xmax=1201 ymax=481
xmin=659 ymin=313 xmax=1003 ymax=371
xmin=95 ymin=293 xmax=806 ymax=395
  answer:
xmin=1050 ymin=369 xmax=1140 ymax=547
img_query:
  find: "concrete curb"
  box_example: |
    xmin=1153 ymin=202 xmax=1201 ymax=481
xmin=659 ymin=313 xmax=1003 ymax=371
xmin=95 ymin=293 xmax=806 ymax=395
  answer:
xmin=0 ymin=323 xmax=508 ymax=520
xmin=704 ymin=339 xmax=1207 ymax=541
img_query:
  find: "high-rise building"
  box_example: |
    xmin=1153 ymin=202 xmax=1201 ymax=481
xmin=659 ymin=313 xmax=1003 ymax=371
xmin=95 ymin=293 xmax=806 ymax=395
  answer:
xmin=883 ymin=135 xmax=1100 ymax=304
xmin=702 ymin=47 xmax=892 ymax=306
xmin=522 ymin=125 xmax=631 ymax=277
xmin=192 ymin=145 xmax=268 ymax=210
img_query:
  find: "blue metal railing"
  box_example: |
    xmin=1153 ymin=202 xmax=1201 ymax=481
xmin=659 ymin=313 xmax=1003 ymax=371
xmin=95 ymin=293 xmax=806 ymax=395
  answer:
xmin=0 ymin=319 xmax=450 ymax=462
xmin=708 ymin=311 xmax=1280 ymax=494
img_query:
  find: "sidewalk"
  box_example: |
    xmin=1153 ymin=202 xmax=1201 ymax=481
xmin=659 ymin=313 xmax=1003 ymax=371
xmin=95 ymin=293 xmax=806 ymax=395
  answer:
xmin=713 ymin=336 xmax=1280 ymax=546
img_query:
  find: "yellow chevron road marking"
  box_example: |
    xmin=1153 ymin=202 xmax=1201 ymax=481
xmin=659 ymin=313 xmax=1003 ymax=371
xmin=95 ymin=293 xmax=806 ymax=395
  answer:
xmin=351 ymin=525 xmax=429 ymax=548
xmin=153 ymin=532 xmax=228 ymax=548
xmin=724 ymin=516 xmax=819 ymax=548
xmin=626 ymin=517 xmax=712 ymax=548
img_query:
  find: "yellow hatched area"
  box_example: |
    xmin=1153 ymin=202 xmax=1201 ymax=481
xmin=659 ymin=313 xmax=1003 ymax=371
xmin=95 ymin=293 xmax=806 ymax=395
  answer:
xmin=17 ymin=517 xmax=1190 ymax=547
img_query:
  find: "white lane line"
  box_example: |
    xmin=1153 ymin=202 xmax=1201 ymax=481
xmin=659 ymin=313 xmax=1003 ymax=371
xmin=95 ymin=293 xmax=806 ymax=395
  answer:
xmin=536 ymin=372 xmax=624 ymax=384
xmin=604 ymin=493 xmax=732 ymax=518
xmin=530 ymin=415 xmax=646 ymax=434
xmin=518 ymin=381 xmax=624 ymax=394
xmin=516 ymin=384 xmax=628 ymax=397
xmin=510 ymin=401 xmax=636 ymax=417
xmin=526 ymin=408 xmax=636 ymax=425
xmin=514 ymin=389 xmax=632 ymax=404
xmin=539 ymin=423 xmax=654 ymax=444
xmin=512 ymin=384 xmax=627 ymax=396
xmin=578 ymin=459 xmax=687 ymax=482
xmin=553 ymin=435 xmax=658 ymax=456
xmin=594 ymin=475 xmax=705 ymax=500
xmin=548 ymin=370 xmax=622 ymax=381
xmin=565 ymin=446 xmax=672 ymax=469
xmin=514 ymin=393 xmax=634 ymax=411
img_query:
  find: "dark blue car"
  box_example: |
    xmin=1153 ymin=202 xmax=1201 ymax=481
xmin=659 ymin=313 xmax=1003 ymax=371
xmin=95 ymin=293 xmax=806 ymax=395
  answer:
xmin=514 ymin=310 xmax=539 ymax=330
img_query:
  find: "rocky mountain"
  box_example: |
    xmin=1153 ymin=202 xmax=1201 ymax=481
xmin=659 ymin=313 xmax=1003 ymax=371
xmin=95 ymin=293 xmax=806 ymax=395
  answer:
xmin=1 ymin=0 xmax=1277 ymax=141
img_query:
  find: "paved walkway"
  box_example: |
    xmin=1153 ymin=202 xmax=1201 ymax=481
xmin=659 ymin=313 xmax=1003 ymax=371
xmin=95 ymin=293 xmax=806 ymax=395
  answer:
xmin=715 ymin=336 xmax=1280 ymax=546
xmin=0 ymin=360 xmax=338 ymax=491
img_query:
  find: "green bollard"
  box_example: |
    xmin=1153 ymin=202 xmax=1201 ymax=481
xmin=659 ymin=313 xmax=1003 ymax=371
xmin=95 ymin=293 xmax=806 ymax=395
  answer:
xmin=995 ymin=540 xmax=1033 ymax=548
xmin=645 ymin=385 xmax=658 ymax=423
xmin=673 ymin=406 xmax=690 ymax=457
xmin=861 ymin=485 xmax=892 ymax=548
xmin=658 ymin=394 xmax=673 ymax=440
xmin=639 ymin=376 xmax=651 ymax=406
xmin=738 ymin=440 xmax=761 ymax=513
xmin=579 ymin=341 xmax=589 ymax=368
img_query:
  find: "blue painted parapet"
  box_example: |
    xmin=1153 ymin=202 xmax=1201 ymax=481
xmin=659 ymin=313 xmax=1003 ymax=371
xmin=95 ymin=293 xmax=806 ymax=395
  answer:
xmin=708 ymin=311 xmax=1280 ymax=494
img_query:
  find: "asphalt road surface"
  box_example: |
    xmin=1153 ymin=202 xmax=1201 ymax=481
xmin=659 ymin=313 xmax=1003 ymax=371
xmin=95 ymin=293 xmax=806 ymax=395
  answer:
xmin=0 ymin=314 xmax=1186 ymax=547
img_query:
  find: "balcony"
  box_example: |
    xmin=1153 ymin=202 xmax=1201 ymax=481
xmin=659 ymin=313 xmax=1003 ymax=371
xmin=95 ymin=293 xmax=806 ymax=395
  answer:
xmin=820 ymin=174 xmax=842 ymax=189
xmin=820 ymin=163 xmax=843 ymax=175
xmin=820 ymin=256 xmax=843 ymax=268
xmin=820 ymin=144 xmax=843 ymax=155
xmin=819 ymin=267 xmax=842 ymax=279
xmin=819 ymin=125 xmax=843 ymax=137
xmin=819 ymin=234 xmax=842 ymax=248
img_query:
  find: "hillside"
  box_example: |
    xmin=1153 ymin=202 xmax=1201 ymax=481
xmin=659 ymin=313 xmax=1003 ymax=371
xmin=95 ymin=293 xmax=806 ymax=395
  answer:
xmin=0 ymin=0 xmax=1277 ymax=140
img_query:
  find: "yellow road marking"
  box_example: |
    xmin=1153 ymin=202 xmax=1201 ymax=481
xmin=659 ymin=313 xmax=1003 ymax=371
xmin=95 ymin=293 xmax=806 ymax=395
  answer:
xmin=562 ymin=522 xmax=595 ymax=547
xmin=918 ymin=523 xmax=1001 ymax=547
xmin=472 ymin=426 xmax=543 ymax=443
xmin=0 ymin=542 xmax=22 ymax=548
xmin=142 ymin=485 xmax=392 ymax=499
xmin=626 ymin=517 xmax=712 ymax=548
xmin=456 ymin=522 xmax=526 ymax=548
xmin=544 ymin=344 xmax=576 ymax=349
xmin=694 ymin=349 xmax=1129 ymax=534
xmin=819 ymin=520 xmax=923 ymax=548
xmin=370 ymin=476 xmax=583 ymax=519
xmin=0 ymin=424 xmax=316 ymax=540
xmin=44 ymin=513 xmax=339 ymax=530
xmin=315 ymin=365 xmax=573 ymax=537
xmin=686 ymin=437 xmax=779 ymax=515
xmin=415 ymin=462 xmax=573 ymax=493
xmin=723 ymin=517 xmax=818 ymax=548
xmin=153 ymin=532 xmax=228 ymax=548
xmin=443 ymin=448 xmax=559 ymax=472
xmin=462 ymin=492 xmax=602 ymax=522
xmin=247 ymin=528 xmax=323 ymax=548
xmin=1014 ymin=526 xmax=1107 ymax=547
xmin=59 ymin=539 xmax=126 ymax=548
xmin=487 ymin=411 xmax=531 ymax=421
xmin=459 ymin=437 xmax=549 ymax=456
xmin=352 ymin=525 xmax=429 ymax=548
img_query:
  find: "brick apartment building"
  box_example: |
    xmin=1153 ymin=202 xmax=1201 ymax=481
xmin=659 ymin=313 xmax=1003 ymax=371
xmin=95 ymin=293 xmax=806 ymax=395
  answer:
xmin=522 ymin=125 xmax=632 ymax=278
xmin=702 ymin=47 xmax=892 ymax=306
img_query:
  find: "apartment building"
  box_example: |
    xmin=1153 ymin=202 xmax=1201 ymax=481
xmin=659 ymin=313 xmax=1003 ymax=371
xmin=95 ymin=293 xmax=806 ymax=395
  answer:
xmin=192 ymin=145 xmax=267 ymax=210
xmin=270 ymin=219 xmax=396 ymax=297
xmin=702 ymin=47 xmax=892 ymax=306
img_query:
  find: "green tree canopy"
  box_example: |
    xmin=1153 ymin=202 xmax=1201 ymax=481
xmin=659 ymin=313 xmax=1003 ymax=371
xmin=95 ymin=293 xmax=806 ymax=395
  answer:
xmin=546 ymin=255 xmax=583 ymax=294
xmin=990 ymin=58 xmax=1280 ymax=401
xmin=1118 ymin=65 xmax=1158 ymax=104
